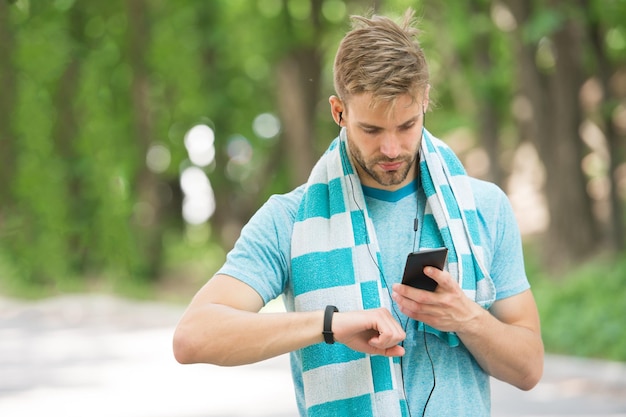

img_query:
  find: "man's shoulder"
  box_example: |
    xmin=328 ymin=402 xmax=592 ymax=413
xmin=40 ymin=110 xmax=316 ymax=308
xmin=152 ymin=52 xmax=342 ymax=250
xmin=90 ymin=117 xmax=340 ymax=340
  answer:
xmin=468 ymin=176 xmax=504 ymax=195
xmin=267 ymin=183 xmax=306 ymax=205
xmin=465 ymin=177 xmax=515 ymax=226
xmin=468 ymin=177 xmax=508 ymax=205
xmin=260 ymin=184 xmax=306 ymax=221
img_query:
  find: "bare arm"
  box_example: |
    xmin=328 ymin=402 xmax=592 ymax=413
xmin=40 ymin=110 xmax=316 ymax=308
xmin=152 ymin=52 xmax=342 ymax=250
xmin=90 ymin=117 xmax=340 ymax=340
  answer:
xmin=459 ymin=289 xmax=544 ymax=390
xmin=392 ymin=267 xmax=544 ymax=390
xmin=173 ymin=274 xmax=407 ymax=366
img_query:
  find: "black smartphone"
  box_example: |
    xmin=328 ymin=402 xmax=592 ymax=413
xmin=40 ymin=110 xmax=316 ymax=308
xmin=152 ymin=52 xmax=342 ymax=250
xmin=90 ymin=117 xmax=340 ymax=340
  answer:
xmin=401 ymin=248 xmax=448 ymax=291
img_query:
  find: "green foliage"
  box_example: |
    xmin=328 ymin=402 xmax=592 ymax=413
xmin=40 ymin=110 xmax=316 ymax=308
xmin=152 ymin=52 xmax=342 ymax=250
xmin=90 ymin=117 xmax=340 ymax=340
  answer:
xmin=530 ymin=251 xmax=626 ymax=361
xmin=523 ymin=8 xmax=564 ymax=44
xmin=1 ymin=0 xmax=625 ymax=353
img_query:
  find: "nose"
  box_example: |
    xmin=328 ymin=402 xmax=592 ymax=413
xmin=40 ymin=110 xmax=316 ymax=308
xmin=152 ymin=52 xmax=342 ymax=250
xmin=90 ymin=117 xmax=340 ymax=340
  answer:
xmin=379 ymin=133 xmax=401 ymax=159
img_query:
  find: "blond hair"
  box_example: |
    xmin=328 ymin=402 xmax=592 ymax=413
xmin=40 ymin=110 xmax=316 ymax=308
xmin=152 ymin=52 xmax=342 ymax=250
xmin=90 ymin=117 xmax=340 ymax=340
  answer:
xmin=333 ymin=8 xmax=429 ymax=109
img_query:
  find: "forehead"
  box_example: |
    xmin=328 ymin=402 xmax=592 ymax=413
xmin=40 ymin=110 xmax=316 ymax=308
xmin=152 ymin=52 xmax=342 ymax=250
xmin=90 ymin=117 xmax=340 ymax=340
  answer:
xmin=346 ymin=93 xmax=423 ymax=122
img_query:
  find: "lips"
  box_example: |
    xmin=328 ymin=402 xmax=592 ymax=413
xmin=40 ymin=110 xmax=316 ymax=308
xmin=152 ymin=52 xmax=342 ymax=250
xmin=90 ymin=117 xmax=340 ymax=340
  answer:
xmin=379 ymin=161 xmax=403 ymax=171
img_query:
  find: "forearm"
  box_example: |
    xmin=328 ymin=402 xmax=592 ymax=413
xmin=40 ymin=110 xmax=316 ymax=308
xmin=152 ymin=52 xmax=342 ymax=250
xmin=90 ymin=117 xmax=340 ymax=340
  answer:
xmin=392 ymin=270 xmax=544 ymax=390
xmin=457 ymin=307 xmax=544 ymax=390
xmin=174 ymin=275 xmax=407 ymax=366
xmin=174 ymin=303 xmax=324 ymax=366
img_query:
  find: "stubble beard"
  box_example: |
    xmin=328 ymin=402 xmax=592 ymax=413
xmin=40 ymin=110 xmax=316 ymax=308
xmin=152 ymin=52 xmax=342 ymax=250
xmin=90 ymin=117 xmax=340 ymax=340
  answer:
xmin=348 ymin=139 xmax=418 ymax=187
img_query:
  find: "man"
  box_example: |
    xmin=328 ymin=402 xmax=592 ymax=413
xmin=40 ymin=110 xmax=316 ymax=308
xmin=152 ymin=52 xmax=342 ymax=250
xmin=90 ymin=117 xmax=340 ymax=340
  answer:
xmin=173 ymin=9 xmax=543 ymax=417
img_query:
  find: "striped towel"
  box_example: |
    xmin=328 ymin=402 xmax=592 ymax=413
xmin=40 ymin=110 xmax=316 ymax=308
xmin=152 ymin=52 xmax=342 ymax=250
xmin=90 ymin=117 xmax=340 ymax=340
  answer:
xmin=289 ymin=127 xmax=495 ymax=416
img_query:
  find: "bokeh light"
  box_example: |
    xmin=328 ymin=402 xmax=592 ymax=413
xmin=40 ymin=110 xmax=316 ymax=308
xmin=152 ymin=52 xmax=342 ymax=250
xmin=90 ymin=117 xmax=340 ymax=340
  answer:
xmin=257 ymin=0 xmax=282 ymax=18
xmin=180 ymin=166 xmax=215 ymax=225
xmin=321 ymin=0 xmax=346 ymax=23
xmin=252 ymin=113 xmax=281 ymax=139
xmin=146 ymin=143 xmax=171 ymax=174
xmin=245 ymin=55 xmax=270 ymax=81
xmin=287 ymin=0 xmax=310 ymax=20
xmin=226 ymin=135 xmax=253 ymax=164
xmin=184 ymin=124 xmax=215 ymax=167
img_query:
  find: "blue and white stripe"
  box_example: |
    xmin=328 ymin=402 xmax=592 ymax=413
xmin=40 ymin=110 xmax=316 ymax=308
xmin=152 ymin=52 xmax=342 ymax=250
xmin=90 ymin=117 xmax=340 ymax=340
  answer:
xmin=289 ymin=127 xmax=494 ymax=416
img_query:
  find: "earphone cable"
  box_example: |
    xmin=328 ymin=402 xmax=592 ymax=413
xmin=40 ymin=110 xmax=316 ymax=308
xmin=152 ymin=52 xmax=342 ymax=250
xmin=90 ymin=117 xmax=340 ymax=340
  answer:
xmin=348 ymin=173 xmax=414 ymax=417
xmin=421 ymin=329 xmax=436 ymax=417
xmin=343 ymin=122 xmax=434 ymax=417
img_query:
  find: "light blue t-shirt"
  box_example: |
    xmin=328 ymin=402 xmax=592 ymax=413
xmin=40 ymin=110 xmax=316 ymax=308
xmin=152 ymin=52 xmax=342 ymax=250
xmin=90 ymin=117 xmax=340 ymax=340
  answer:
xmin=217 ymin=177 xmax=529 ymax=417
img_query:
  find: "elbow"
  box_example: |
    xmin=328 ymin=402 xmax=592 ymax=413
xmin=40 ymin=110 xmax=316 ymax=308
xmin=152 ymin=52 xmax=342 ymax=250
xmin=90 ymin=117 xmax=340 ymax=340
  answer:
xmin=516 ymin=352 xmax=544 ymax=391
xmin=172 ymin=330 xmax=193 ymax=365
xmin=172 ymin=326 xmax=199 ymax=365
xmin=172 ymin=324 xmax=228 ymax=366
xmin=516 ymin=368 xmax=542 ymax=391
xmin=513 ymin=335 xmax=544 ymax=391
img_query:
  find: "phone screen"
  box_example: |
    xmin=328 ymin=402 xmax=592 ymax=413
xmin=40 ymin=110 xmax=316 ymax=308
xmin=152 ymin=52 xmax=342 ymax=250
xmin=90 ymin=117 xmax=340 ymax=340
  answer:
xmin=401 ymin=248 xmax=448 ymax=291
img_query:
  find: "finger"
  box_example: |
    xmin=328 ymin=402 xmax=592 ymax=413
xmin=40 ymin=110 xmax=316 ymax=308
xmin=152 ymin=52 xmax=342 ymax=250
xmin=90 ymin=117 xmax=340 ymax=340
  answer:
xmin=391 ymin=288 xmax=439 ymax=319
xmin=383 ymin=345 xmax=405 ymax=357
xmin=370 ymin=315 xmax=405 ymax=347
xmin=367 ymin=338 xmax=406 ymax=357
xmin=424 ymin=266 xmax=459 ymax=293
xmin=397 ymin=300 xmax=433 ymax=319
xmin=370 ymin=329 xmax=405 ymax=348
xmin=363 ymin=343 xmax=406 ymax=357
xmin=392 ymin=283 xmax=435 ymax=307
xmin=372 ymin=318 xmax=405 ymax=343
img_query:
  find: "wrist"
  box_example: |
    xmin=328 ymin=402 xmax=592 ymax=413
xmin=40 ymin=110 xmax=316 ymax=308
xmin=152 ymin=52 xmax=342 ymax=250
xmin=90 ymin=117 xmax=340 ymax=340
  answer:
xmin=458 ymin=304 xmax=489 ymax=336
xmin=322 ymin=305 xmax=339 ymax=344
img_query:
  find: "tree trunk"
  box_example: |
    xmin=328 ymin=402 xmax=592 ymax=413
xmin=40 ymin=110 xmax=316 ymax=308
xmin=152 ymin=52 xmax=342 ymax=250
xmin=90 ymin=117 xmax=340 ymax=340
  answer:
xmin=51 ymin=5 xmax=87 ymax=270
xmin=504 ymin=0 xmax=598 ymax=269
xmin=0 ymin=1 xmax=17 ymax=225
xmin=545 ymin=14 xmax=598 ymax=264
xmin=585 ymin=0 xmax=625 ymax=251
xmin=126 ymin=0 xmax=164 ymax=279
xmin=276 ymin=48 xmax=321 ymax=187
xmin=473 ymin=19 xmax=504 ymax=186
xmin=275 ymin=0 xmax=324 ymax=188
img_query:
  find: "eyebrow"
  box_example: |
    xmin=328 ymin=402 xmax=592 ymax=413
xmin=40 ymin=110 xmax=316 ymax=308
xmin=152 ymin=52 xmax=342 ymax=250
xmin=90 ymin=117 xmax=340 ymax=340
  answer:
xmin=357 ymin=115 xmax=422 ymax=130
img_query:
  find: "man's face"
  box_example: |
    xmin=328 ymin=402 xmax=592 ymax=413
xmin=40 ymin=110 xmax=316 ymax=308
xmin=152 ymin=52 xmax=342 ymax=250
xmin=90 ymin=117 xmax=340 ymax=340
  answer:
xmin=338 ymin=93 xmax=426 ymax=191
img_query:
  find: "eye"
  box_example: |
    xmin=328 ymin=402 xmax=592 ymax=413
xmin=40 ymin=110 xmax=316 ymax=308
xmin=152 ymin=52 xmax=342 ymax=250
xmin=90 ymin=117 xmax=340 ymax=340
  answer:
xmin=399 ymin=122 xmax=415 ymax=131
xmin=362 ymin=127 xmax=380 ymax=135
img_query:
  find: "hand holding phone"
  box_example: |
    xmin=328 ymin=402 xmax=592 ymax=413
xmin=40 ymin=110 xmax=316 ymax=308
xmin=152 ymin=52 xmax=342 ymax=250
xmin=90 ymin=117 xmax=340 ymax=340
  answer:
xmin=401 ymin=248 xmax=448 ymax=292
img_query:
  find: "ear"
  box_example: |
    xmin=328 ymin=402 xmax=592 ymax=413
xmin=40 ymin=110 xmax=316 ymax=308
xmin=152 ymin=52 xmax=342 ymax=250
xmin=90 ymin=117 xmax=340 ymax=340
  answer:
xmin=329 ymin=95 xmax=345 ymax=126
xmin=422 ymin=84 xmax=431 ymax=113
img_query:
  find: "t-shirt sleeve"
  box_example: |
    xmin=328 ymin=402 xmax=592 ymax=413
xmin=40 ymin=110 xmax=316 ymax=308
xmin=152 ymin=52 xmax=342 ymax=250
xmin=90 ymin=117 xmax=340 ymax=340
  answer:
xmin=475 ymin=181 xmax=530 ymax=301
xmin=215 ymin=189 xmax=301 ymax=305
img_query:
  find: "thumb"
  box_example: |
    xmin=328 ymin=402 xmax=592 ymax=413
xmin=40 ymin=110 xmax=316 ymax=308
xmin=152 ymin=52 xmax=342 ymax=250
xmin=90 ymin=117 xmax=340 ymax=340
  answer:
xmin=381 ymin=345 xmax=405 ymax=357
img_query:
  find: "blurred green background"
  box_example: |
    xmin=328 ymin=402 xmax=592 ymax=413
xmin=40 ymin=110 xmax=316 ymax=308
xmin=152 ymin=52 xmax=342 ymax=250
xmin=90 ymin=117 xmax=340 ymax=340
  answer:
xmin=1 ymin=0 xmax=625 ymax=361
